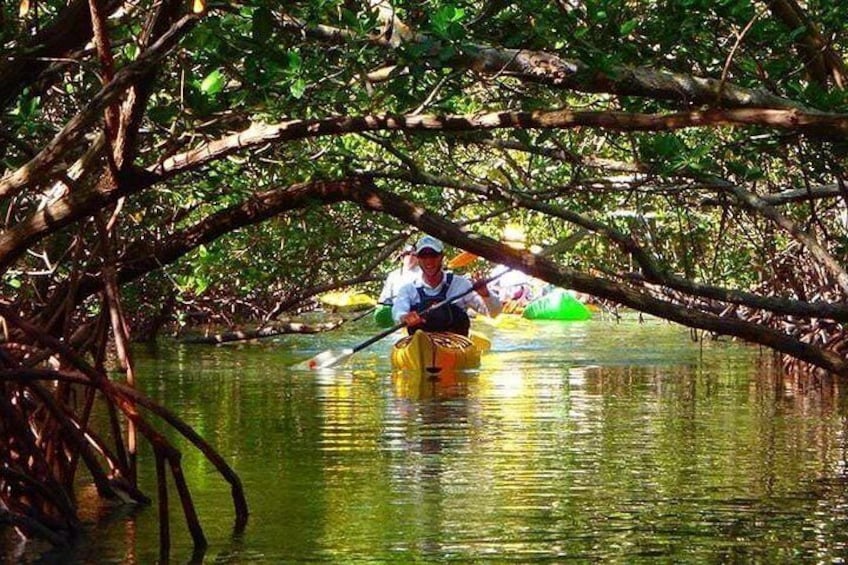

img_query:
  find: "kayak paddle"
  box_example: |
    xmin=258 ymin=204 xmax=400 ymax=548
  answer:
xmin=300 ymin=271 xmax=505 ymax=370
xmin=447 ymin=250 xmax=478 ymax=269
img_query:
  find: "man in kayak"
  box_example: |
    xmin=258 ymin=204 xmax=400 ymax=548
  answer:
xmin=377 ymin=244 xmax=420 ymax=306
xmin=392 ymin=235 xmax=502 ymax=336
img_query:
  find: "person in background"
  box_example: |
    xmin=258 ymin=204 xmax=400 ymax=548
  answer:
xmin=392 ymin=235 xmax=501 ymax=336
xmin=488 ymin=224 xmax=542 ymax=309
xmin=378 ymin=244 xmax=420 ymax=306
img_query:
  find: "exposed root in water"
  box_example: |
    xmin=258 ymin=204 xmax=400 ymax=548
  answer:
xmin=0 ymin=305 xmax=248 ymax=556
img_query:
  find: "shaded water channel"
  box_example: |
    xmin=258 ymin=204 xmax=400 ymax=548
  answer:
xmin=22 ymin=314 xmax=848 ymax=562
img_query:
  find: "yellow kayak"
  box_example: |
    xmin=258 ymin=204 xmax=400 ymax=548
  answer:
xmin=319 ymin=291 xmax=375 ymax=311
xmin=391 ymin=330 xmax=490 ymax=373
xmin=475 ymin=312 xmax=532 ymax=329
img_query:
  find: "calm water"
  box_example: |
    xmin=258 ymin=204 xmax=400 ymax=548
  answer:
xmin=13 ymin=314 xmax=848 ymax=563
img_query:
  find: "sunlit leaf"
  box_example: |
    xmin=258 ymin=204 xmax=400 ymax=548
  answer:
xmin=19 ymin=0 xmax=29 ymax=17
xmin=200 ymin=69 xmax=226 ymax=95
xmin=620 ymin=19 xmax=638 ymax=36
xmin=192 ymin=0 xmax=206 ymax=14
xmin=290 ymin=78 xmax=306 ymax=99
xmin=194 ymin=277 xmax=209 ymax=295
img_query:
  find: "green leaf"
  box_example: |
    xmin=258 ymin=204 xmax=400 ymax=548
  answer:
xmin=200 ymin=69 xmax=226 ymax=95
xmin=433 ymin=5 xmax=465 ymax=26
xmin=123 ymin=43 xmax=139 ymax=61
xmin=290 ymin=78 xmax=306 ymax=99
xmin=620 ymin=19 xmax=638 ymax=36
xmin=654 ymin=134 xmax=684 ymax=157
xmin=194 ymin=277 xmax=210 ymax=295
xmin=514 ymin=129 xmax=532 ymax=146
xmin=432 ymin=5 xmax=465 ymax=38
xmin=284 ymin=50 xmax=302 ymax=73
xmin=12 ymin=93 xmax=39 ymax=120
xmin=148 ymin=105 xmax=177 ymax=125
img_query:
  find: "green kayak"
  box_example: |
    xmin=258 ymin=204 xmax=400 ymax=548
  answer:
xmin=374 ymin=304 xmax=394 ymax=328
xmin=522 ymin=289 xmax=592 ymax=321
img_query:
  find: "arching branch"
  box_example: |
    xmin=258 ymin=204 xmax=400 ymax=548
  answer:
xmin=278 ymin=11 xmax=806 ymax=110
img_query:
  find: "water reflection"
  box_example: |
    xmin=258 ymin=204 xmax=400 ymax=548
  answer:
xmin=13 ymin=316 xmax=848 ymax=562
xmin=391 ymin=369 xmax=470 ymax=401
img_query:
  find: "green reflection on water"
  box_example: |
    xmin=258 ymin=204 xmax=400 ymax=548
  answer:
xmin=24 ymin=315 xmax=848 ymax=562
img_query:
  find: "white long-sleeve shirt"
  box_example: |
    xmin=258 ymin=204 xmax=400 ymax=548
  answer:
xmin=391 ymin=271 xmax=502 ymax=324
xmin=378 ymin=265 xmax=421 ymax=304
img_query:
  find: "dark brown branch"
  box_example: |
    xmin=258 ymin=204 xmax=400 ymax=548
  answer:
xmin=0 ymin=507 xmax=70 ymax=547
xmin=155 ymin=108 xmax=848 ymax=182
xmin=0 ymin=14 xmax=200 ymax=200
xmin=114 ymin=0 xmax=186 ymax=167
xmin=767 ymin=0 xmax=846 ymax=89
xmin=154 ymin=447 xmax=170 ymax=558
xmin=106 ymin=382 xmax=248 ymax=533
xmin=0 ymin=0 xmax=123 ymax=111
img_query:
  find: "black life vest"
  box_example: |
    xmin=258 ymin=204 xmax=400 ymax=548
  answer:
xmin=410 ymin=273 xmax=471 ymax=336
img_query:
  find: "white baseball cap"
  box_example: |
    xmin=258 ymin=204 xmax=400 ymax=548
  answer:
xmin=415 ymin=235 xmax=444 ymax=254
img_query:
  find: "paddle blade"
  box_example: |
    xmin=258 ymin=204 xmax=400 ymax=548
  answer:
xmin=298 ymin=348 xmax=355 ymax=370
xmin=447 ymin=250 xmax=478 ymax=269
